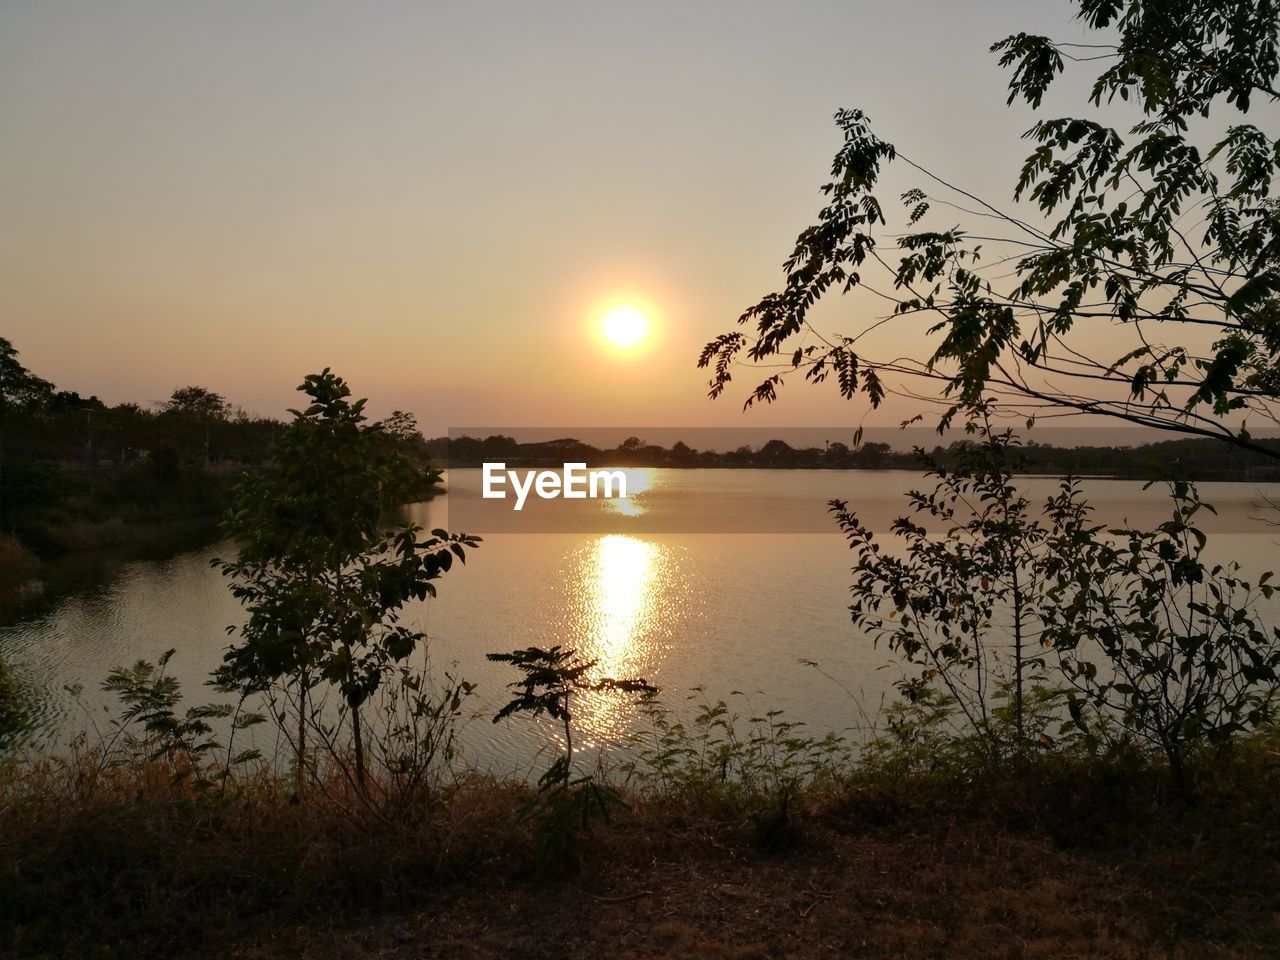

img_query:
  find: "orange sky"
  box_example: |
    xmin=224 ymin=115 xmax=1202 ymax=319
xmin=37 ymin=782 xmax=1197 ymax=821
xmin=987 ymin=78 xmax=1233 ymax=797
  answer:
xmin=2 ymin=1 xmax=1155 ymax=434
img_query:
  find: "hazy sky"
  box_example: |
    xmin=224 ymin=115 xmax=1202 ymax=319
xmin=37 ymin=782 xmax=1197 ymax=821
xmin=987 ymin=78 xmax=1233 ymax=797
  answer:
xmin=2 ymin=1 xmax=1100 ymax=432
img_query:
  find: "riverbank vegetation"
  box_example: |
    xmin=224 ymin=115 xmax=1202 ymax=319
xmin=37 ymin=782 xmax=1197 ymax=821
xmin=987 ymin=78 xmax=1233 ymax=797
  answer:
xmin=0 ymin=339 xmax=438 ymax=592
xmin=1 ymin=668 xmax=1277 ymax=958
xmin=0 ymin=339 xmax=274 ymax=564
xmin=3 ymin=385 xmax=1279 ymax=958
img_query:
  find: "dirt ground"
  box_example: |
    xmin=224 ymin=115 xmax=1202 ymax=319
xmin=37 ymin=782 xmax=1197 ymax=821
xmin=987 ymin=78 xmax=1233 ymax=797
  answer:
xmin=222 ymin=814 xmax=1279 ymax=960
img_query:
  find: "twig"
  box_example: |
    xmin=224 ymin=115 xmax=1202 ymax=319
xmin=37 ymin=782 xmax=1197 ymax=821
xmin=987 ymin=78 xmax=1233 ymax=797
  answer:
xmin=587 ymin=890 xmax=653 ymax=904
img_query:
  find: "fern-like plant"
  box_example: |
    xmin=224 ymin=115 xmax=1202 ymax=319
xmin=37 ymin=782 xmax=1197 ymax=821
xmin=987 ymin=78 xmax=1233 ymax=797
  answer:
xmin=487 ymin=644 xmax=654 ymax=869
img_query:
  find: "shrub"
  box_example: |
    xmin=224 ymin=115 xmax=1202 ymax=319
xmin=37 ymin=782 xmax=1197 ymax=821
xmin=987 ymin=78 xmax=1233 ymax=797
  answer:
xmin=1042 ymin=478 xmax=1280 ymax=786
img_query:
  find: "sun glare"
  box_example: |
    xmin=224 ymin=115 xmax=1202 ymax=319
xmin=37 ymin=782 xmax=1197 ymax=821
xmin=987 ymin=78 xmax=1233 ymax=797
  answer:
xmin=599 ymin=305 xmax=650 ymax=352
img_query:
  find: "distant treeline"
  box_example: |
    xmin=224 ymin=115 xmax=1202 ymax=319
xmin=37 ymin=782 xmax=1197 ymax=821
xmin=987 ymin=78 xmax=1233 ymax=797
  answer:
xmin=0 ymin=339 xmax=434 ymax=561
xmin=6 ymin=324 xmax=1275 ymax=565
xmin=436 ymin=433 xmax=1280 ymax=481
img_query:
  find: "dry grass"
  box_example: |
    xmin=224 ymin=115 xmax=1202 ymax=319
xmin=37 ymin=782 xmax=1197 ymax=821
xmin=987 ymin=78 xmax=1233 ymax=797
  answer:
xmin=2 ymin=743 xmax=1278 ymax=960
xmin=219 ymin=799 xmax=1280 ymax=960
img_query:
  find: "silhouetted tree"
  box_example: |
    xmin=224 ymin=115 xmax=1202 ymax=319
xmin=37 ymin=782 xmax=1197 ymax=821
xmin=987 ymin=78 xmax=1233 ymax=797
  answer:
xmin=670 ymin=440 xmax=697 ymax=464
xmin=832 ymin=409 xmax=1054 ymax=756
xmin=163 ymin=386 xmax=230 ymax=421
xmin=0 ymin=339 xmax=53 ymax=412
xmin=0 ymin=339 xmax=53 ymax=533
xmin=758 ymin=439 xmax=796 ymax=465
xmin=215 ymin=370 xmax=479 ymax=792
xmin=700 ymin=0 xmax=1280 ymax=458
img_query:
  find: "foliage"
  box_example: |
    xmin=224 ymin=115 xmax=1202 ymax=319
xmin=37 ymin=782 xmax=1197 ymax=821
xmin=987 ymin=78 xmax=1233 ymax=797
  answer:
xmin=0 ymin=458 xmax=73 ymax=548
xmin=0 ymin=655 xmax=29 ymax=751
xmin=2 ymin=718 xmax=1278 ymax=959
xmin=0 ymin=338 xmax=55 ymax=539
xmin=364 ymin=665 xmax=475 ymax=814
xmin=623 ymin=689 xmax=852 ymax=847
xmin=830 ymin=407 xmax=1063 ymax=759
xmin=162 ymin=385 xmax=231 ymax=421
xmin=0 ymin=338 xmax=285 ymax=555
xmin=700 ymin=2 xmax=1280 ymax=457
xmin=1 ymin=340 xmax=282 ymax=472
xmin=487 ymin=644 xmax=654 ymax=869
xmin=1042 ymin=477 xmax=1280 ymax=782
xmin=691 ymin=0 xmax=1280 ymax=789
xmin=828 ymin=405 xmax=1280 ymax=785
xmin=93 ymin=649 xmax=263 ymax=794
xmin=216 ymin=369 xmax=478 ymax=791
xmin=0 ymin=337 xmax=53 ymax=413
xmin=627 ymin=690 xmax=851 ymax=796
xmin=855 ymin=685 xmax=1095 ymax=788
xmin=0 ymin=338 xmax=443 ymax=561
xmin=444 ymin=432 xmax=1280 ymax=478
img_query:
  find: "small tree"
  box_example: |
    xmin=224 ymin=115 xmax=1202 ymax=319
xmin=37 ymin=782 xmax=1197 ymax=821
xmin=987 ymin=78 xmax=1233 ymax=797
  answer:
xmin=833 ymin=407 xmax=1280 ymax=783
xmin=830 ymin=407 xmax=1058 ymax=761
xmin=488 ymin=645 xmax=654 ymax=869
xmin=216 ymin=370 xmax=478 ymax=792
xmin=100 ymin=649 xmax=263 ymax=793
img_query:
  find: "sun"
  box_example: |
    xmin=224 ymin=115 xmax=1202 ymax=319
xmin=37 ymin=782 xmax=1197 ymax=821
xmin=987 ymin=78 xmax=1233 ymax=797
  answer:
xmin=599 ymin=305 xmax=650 ymax=351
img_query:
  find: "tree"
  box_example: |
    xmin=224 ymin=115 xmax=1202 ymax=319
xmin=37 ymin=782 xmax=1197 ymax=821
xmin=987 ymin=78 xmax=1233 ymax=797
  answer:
xmin=669 ymin=440 xmax=697 ymax=464
xmin=834 ymin=407 xmax=1280 ymax=779
xmin=159 ymin=387 xmax=232 ymax=466
xmin=758 ymin=439 xmax=796 ymax=464
xmin=163 ymin=386 xmax=230 ymax=420
xmin=699 ymin=1 xmax=1280 ymax=458
xmin=379 ymin=410 xmax=436 ymax=471
xmin=830 ymin=408 xmax=1056 ymax=759
xmin=0 ymin=339 xmax=54 ymax=532
xmin=0 ymin=339 xmax=53 ymax=412
xmin=851 ymin=441 xmax=892 ymax=467
xmin=49 ymin=390 xmax=104 ymax=411
xmin=215 ymin=370 xmax=479 ymax=792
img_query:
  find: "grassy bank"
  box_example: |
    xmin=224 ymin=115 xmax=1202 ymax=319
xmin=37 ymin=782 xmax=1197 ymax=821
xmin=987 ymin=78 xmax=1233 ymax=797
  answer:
xmin=0 ymin=537 xmax=39 ymax=591
xmin=16 ymin=464 xmax=234 ymax=552
xmin=2 ymin=733 xmax=1277 ymax=960
xmin=0 ymin=461 xmax=236 ymax=606
xmin=0 ymin=519 xmax=226 ymax=625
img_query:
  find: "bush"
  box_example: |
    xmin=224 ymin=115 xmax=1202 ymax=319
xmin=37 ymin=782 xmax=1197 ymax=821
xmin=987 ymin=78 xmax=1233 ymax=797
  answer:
xmin=1043 ymin=479 xmax=1280 ymax=786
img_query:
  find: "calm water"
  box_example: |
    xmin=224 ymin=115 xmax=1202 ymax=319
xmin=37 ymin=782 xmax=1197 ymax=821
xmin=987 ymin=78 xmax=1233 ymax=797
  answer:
xmin=3 ymin=470 xmax=1278 ymax=774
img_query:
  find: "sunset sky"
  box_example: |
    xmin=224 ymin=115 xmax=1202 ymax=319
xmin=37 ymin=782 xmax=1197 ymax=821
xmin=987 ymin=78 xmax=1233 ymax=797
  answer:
xmin=3 ymin=1 xmax=1102 ymax=432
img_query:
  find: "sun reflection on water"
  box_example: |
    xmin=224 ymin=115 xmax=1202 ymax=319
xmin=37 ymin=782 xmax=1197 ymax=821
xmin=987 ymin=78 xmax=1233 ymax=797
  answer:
xmin=601 ymin=468 xmax=656 ymax=517
xmin=586 ymin=535 xmax=658 ymax=674
xmin=566 ymin=533 xmax=676 ymax=749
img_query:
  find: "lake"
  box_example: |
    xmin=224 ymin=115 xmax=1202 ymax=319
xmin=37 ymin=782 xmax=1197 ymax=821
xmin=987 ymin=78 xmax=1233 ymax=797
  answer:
xmin=3 ymin=469 xmax=1278 ymax=775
